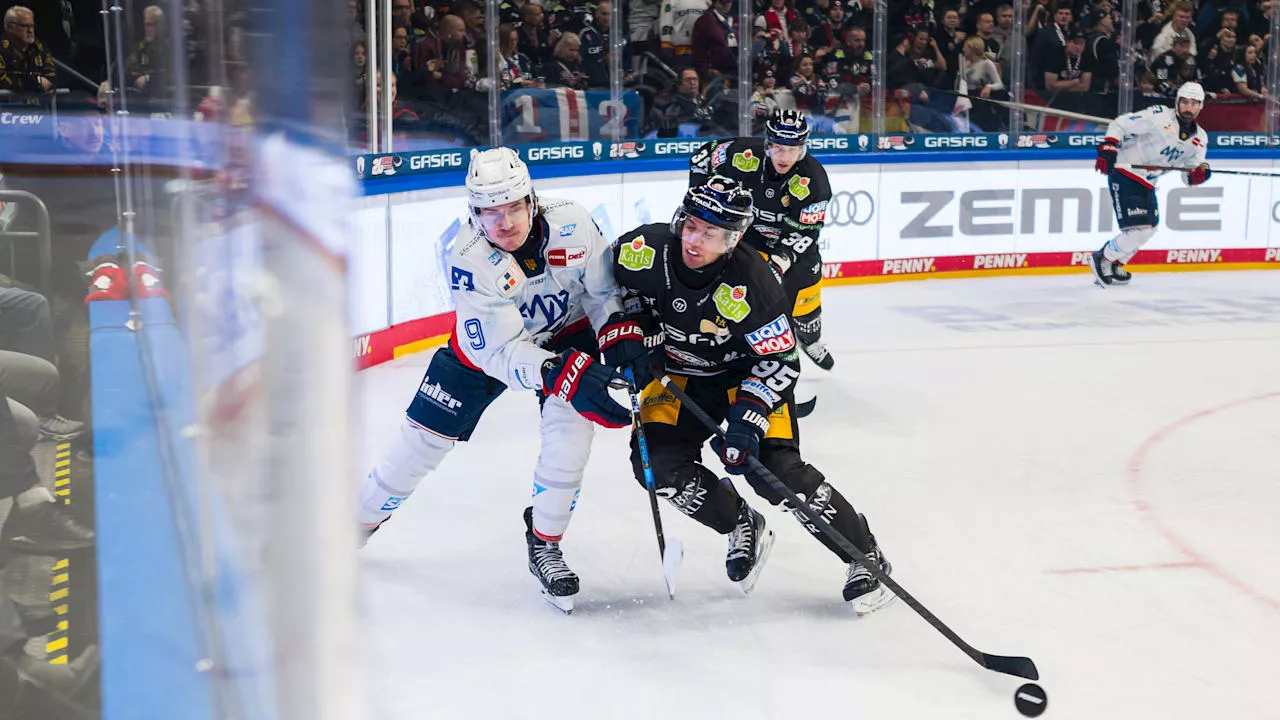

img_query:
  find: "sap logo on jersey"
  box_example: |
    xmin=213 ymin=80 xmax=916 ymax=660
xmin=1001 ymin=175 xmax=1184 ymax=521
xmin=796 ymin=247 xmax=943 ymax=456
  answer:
xmin=745 ymin=314 xmax=796 ymax=354
xmin=548 ymin=246 xmax=587 ymax=267
xmin=525 ymin=145 xmax=585 ymax=161
xmin=923 ymin=135 xmax=989 ymax=149
xmin=409 ymin=152 xmax=464 ymax=170
xmin=418 ymin=376 xmax=463 ymax=411
xmin=655 ymin=140 xmax=704 ymax=155
xmin=559 ymin=223 xmax=577 ymax=237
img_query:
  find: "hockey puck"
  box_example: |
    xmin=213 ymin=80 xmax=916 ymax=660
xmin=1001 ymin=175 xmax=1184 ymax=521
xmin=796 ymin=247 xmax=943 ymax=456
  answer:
xmin=1014 ymin=683 xmax=1047 ymax=717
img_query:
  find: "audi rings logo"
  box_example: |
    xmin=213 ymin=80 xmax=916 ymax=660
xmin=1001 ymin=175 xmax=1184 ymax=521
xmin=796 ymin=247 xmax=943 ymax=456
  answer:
xmin=824 ymin=190 xmax=875 ymax=227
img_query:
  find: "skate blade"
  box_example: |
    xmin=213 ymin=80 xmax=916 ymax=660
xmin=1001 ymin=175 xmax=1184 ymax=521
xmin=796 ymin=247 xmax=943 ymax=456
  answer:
xmin=540 ymin=590 xmax=575 ymax=614
xmin=737 ymin=529 xmax=776 ymax=595
xmin=851 ymin=585 xmax=897 ymax=616
xmin=662 ymin=539 xmax=684 ymax=599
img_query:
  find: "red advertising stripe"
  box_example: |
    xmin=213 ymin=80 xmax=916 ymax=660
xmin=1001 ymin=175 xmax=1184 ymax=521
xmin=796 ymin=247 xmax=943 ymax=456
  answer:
xmin=821 ymin=248 xmax=1280 ymax=283
xmin=354 ymin=313 xmax=455 ymax=370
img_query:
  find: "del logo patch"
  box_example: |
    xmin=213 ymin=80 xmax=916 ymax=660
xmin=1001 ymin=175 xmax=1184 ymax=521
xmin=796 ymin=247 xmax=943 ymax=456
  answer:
xmin=548 ymin=246 xmax=588 ymax=267
xmin=619 ymin=236 xmax=656 ymax=271
xmin=745 ymin=314 xmax=796 ymax=354
xmin=712 ymin=283 xmax=750 ymax=322
xmin=732 ymin=149 xmax=761 ymax=172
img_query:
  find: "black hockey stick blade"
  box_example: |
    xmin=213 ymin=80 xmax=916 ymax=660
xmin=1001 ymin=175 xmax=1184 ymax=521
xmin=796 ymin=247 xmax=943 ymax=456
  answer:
xmin=659 ymin=375 xmax=1040 ymax=682
xmin=794 ymin=395 xmax=817 ymax=418
xmin=981 ymin=653 xmax=1040 ymax=681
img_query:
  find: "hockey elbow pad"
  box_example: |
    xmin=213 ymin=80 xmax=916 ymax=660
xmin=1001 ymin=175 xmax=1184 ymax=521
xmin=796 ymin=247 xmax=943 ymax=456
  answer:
xmin=1095 ymin=140 xmax=1119 ymax=175
xmin=1188 ymin=163 xmax=1211 ymax=186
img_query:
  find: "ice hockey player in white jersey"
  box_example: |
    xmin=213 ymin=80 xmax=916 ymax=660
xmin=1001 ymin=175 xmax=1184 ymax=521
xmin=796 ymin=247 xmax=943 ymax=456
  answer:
xmin=1089 ymin=82 xmax=1212 ymax=287
xmin=357 ymin=148 xmax=640 ymax=613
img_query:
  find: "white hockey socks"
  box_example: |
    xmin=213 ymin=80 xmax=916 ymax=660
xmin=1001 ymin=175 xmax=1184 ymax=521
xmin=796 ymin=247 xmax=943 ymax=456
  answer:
xmin=358 ymin=418 xmax=455 ymax=526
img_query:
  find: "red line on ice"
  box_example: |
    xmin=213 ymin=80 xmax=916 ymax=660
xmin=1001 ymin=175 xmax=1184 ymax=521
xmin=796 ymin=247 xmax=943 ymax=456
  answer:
xmin=1127 ymin=390 xmax=1280 ymax=615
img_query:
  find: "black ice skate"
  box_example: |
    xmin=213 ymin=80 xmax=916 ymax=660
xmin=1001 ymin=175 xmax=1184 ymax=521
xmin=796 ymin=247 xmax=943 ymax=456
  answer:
xmin=525 ymin=507 xmax=578 ymax=613
xmin=1110 ymin=261 xmax=1132 ymax=285
xmin=725 ymin=501 xmax=775 ymax=594
xmin=843 ymin=543 xmax=895 ymax=615
xmin=1087 ymin=249 xmax=1116 ymax=288
xmin=0 ymin=500 xmax=95 ymax=555
xmin=801 ymin=340 xmax=835 ymax=370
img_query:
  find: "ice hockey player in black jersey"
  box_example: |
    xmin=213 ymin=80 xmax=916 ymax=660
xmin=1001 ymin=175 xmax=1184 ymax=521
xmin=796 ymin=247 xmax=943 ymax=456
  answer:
xmin=606 ymin=176 xmax=893 ymax=611
xmin=689 ymin=110 xmax=836 ymax=371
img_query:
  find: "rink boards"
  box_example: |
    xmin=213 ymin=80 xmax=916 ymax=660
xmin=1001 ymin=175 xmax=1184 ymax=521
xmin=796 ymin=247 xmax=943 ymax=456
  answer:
xmin=351 ymin=160 xmax=1280 ymax=369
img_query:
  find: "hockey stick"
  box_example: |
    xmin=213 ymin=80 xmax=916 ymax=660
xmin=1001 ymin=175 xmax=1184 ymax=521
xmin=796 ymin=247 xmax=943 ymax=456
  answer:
xmin=625 ymin=369 xmax=683 ymax=599
xmin=659 ymin=375 xmax=1040 ymax=681
xmin=1128 ymin=163 xmax=1280 ymax=178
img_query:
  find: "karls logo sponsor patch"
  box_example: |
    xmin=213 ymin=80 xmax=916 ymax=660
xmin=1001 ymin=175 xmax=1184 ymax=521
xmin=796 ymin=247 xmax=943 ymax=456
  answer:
xmin=732 ymin=149 xmax=761 ymax=172
xmin=745 ymin=314 xmax=796 ymax=354
xmin=787 ymin=174 xmax=812 ymax=200
xmin=712 ymin=283 xmax=750 ymax=322
xmin=548 ymin=246 xmax=587 ymax=267
xmin=619 ymin=236 xmax=656 ymax=271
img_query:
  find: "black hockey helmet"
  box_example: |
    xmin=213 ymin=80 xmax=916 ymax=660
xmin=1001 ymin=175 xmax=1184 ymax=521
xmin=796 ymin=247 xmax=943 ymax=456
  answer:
xmin=671 ymin=175 xmax=755 ymax=251
xmin=765 ymin=109 xmax=810 ymax=148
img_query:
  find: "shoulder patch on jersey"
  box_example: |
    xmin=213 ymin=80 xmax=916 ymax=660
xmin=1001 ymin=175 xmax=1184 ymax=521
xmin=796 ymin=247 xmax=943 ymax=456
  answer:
xmin=798 ymin=200 xmax=827 ymax=225
xmin=496 ymin=260 xmax=524 ymax=296
xmin=745 ymin=313 xmax=796 ymax=355
xmin=619 ymin=235 xmax=656 ymax=271
xmin=788 ymin=174 xmax=812 ymax=200
xmin=732 ymin=149 xmax=761 ymax=172
xmin=450 ymin=266 xmax=475 ymax=292
xmin=712 ymin=141 xmax=729 ymax=167
xmin=487 ymin=250 xmax=504 ymax=266
xmin=713 ymin=283 xmax=750 ymax=322
xmin=548 ymin=246 xmax=588 ymax=267
xmin=559 ymin=223 xmax=577 ymax=237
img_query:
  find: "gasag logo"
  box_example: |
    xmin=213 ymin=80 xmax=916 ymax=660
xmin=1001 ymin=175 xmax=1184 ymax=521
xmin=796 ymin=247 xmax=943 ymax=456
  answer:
xmin=655 ymin=139 xmax=704 ymax=155
xmin=409 ymin=151 xmax=464 ymax=170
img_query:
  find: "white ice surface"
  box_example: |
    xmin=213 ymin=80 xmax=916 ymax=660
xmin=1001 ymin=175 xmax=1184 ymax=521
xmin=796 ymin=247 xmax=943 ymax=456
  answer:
xmin=357 ymin=270 xmax=1280 ymax=720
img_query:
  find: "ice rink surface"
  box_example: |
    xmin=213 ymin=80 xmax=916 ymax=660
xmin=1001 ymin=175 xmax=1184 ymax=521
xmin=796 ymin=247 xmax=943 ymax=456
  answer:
xmin=357 ymin=270 xmax=1280 ymax=720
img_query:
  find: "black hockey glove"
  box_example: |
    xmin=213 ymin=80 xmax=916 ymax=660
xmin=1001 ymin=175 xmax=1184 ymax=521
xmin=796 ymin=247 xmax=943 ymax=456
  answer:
xmin=542 ymin=350 xmax=630 ymax=429
xmin=712 ymin=397 xmax=772 ymax=475
xmin=598 ymin=313 xmax=653 ymax=389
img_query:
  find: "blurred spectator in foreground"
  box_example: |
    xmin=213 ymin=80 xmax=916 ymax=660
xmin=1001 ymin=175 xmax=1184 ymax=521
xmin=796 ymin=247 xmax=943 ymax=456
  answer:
xmin=0 ymin=6 xmax=56 ymax=98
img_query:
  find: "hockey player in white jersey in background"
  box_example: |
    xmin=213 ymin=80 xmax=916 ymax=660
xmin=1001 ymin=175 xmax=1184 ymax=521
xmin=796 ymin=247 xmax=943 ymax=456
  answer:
xmin=1089 ymin=82 xmax=1212 ymax=287
xmin=357 ymin=148 xmax=642 ymax=613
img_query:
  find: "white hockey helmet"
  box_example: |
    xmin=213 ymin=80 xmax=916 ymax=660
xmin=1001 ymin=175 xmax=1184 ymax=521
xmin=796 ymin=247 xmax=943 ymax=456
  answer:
xmin=466 ymin=147 xmax=538 ymax=237
xmin=1176 ymin=82 xmax=1205 ymax=105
